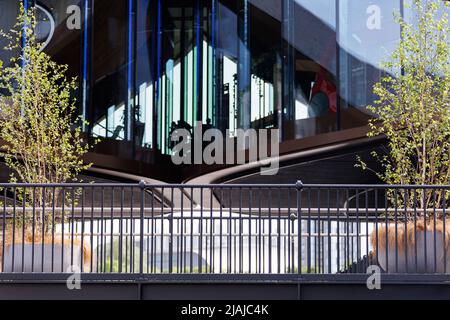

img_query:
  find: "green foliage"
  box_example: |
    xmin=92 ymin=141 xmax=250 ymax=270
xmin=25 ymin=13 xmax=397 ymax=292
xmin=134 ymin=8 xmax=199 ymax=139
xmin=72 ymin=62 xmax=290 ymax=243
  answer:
xmin=358 ymin=0 xmax=450 ymax=211
xmin=0 ymin=5 xmax=94 ymax=232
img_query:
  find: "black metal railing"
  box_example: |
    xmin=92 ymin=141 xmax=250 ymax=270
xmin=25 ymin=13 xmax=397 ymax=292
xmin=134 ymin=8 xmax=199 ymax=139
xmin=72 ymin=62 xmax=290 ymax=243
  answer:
xmin=0 ymin=182 xmax=449 ymax=275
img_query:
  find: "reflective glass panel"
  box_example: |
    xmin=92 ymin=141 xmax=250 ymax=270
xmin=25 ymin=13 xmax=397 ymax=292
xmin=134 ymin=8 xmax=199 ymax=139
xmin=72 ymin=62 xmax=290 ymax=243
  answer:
xmin=339 ymin=0 xmax=401 ymax=129
xmin=283 ymin=0 xmax=337 ymax=140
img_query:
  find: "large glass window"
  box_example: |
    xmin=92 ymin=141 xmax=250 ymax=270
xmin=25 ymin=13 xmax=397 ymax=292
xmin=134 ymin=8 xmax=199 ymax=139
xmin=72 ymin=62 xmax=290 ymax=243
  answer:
xmin=91 ymin=0 xmax=129 ymax=146
xmin=138 ymin=0 xmax=215 ymax=155
xmin=0 ymin=1 xmax=82 ymax=114
xmin=217 ymin=0 xmax=281 ymax=137
xmin=248 ymin=0 xmax=281 ymax=132
xmin=283 ymin=0 xmax=337 ymax=140
xmin=338 ymin=0 xmax=401 ymax=129
xmin=216 ymin=1 xmax=238 ymax=134
xmin=135 ymin=0 xmax=154 ymax=152
xmin=38 ymin=0 xmax=83 ymax=113
xmin=134 ymin=0 xmax=282 ymax=157
xmin=0 ymin=1 xmax=77 ymax=73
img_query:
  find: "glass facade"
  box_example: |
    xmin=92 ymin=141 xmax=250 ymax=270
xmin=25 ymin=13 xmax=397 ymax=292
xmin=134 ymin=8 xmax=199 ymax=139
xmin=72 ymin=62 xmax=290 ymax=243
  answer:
xmin=338 ymin=0 xmax=401 ymax=129
xmin=283 ymin=0 xmax=337 ymax=139
xmin=2 ymin=0 xmax=432 ymax=180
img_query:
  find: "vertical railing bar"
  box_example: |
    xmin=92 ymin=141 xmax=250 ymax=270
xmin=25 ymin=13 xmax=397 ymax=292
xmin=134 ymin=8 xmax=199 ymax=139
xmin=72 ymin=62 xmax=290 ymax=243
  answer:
xmin=374 ymin=188 xmax=378 ymax=271
xmin=104 ymin=188 xmax=108 ymax=273
xmin=285 ymin=205 xmax=288 ymax=273
xmin=345 ymin=189 xmax=350 ymax=273
xmin=31 ymin=187 xmax=36 ymax=273
xmin=179 ymin=187 xmax=183 ymax=273
xmin=234 ymin=189 xmax=237 ymax=273
xmin=249 ymin=188 xmax=252 ymax=274
xmin=268 ymin=188 xmax=272 ymax=274
xmin=199 ymin=188 xmax=203 ymax=274
xmin=394 ymin=188 xmax=398 ymax=273
xmin=327 ymin=188 xmax=331 ymax=274
xmin=41 ymin=186 xmax=46 ymax=273
xmin=71 ymin=187 xmax=75 ymax=269
xmin=169 ymin=186 xmax=174 ymax=274
xmin=146 ymin=196 xmax=150 ymax=274
xmin=140 ymin=182 xmax=145 ymax=276
xmin=219 ymin=188 xmax=223 ymax=273
xmin=413 ymin=188 xmax=418 ymax=273
xmin=190 ymin=187 xmax=193 ymax=273
xmin=277 ymin=188 xmax=281 ymax=274
xmin=385 ymin=188 xmax=389 ymax=273
xmin=173 ymin=193 xmax=177 ymax=274
xmin=321 ymin=190 xmax=325 ymax=273
xmin=75 ymin=220 xmax=79 ymax=264
xmin=184 ymin=188 xmax=188 ymax=273
xmin=90 ymin=187 xmax=94 ymax=273
xmin=228 ymin=188 xmax=232 ymax=273
xmin=441 ymin=188 xmax=448 ymax=274
xmin=1 ymin=188 xmax=6 ymax=272
xmin=100 ymin=187 xmax=104 ymax=272
xmin=297 ymin=184 xmax=302 ymax=275
xmin=210 ymin=187 xmax=214 ymax=274
xmin=258 ymin=188 xmax=262 ymax=274
xmin=239 ymin=187 xmax=243 ymax=274
xmin=355 ymin=188 xmax=359 ymax=273
xmin=110 ymin=187 xmax=115 ymax=273
xmin=124 ymin=194 xmax=128 ymax=273
xmin=130 ymin=187 xmax=135 ymax=273
xmin=350 ymin=217 xmax=354 ymax=273
xmin=287 ymin=187 xmax=291 ymax=273
xmin=433 ymin=188 xmax=437 ymax=273
xmin=81 ymin=186 xmax=85 ymax=274
xmin=283 ymin=207 xmax=287 ymax=273
xmin=394 ymin=189 xmax=398 ymax=273
xmin=119 ymin=187 xmax=124 ymax=273
xmin=423 ymin=188 xmax=427 ymax=273
xmin=307 ymin=188 xmax=311 ymax=273
xmin=365 ymin=189 xmax=369 ymax=272
xmin=316 ymin=189 xmax=321 ymax=273
xmin=150 ymin=188 xmax=155 ymax=273
xmin=336 ymin=188 xmax=340 ymax=272
xmin=443 ymin=188 xmax=447 ymax=274
xmin=11 ymin=187 xmax=16 ymax=272
xmin=404 ymin=188 xmax=408 ymax=273
xmin=321 ymin=190 xmax=324 ymax=273
xmin=20 ymin=187 xmax=24 ymax=273
xmin=204 ymin=189 xmax=208 ymax=274
xmin=161 ymin=187 xmax=165 ymax=273
xmin=51 ymin=187 xmax=57 ymax=273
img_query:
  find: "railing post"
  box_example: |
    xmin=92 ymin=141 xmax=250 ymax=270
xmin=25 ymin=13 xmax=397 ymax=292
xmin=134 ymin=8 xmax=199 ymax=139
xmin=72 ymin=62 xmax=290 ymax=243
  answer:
xmin=296 ymin=180 xmax=303 ymax=275
xmin=139 ymin=180 xmax=146 ymax=276
xmin=169 ymin=188 xmax=174 ymax=274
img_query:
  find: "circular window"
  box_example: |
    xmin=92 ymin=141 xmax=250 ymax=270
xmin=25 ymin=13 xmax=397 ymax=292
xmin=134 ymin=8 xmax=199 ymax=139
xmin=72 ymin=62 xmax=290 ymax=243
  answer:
xmin=35 ymin=3 xmax=55 ymax=50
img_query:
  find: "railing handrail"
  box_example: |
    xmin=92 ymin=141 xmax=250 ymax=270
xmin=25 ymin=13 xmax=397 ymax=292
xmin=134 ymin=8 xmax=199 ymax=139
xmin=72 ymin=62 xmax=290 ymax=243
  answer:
xmin=0 ymin=182 xmax=450 ymax=189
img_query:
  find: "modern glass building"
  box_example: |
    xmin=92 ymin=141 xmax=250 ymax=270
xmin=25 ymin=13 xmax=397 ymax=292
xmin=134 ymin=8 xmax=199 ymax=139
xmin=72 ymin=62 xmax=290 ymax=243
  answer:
xmin=1 ymin=0 xmax=439 ymax=182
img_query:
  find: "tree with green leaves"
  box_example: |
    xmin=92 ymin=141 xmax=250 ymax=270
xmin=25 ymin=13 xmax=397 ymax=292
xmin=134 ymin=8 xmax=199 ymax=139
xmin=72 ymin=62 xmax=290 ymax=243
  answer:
xmin=358 ymin=0 xmax=450 ymax=210
xmin=0 ymin=5 xmax=93 ymax=233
